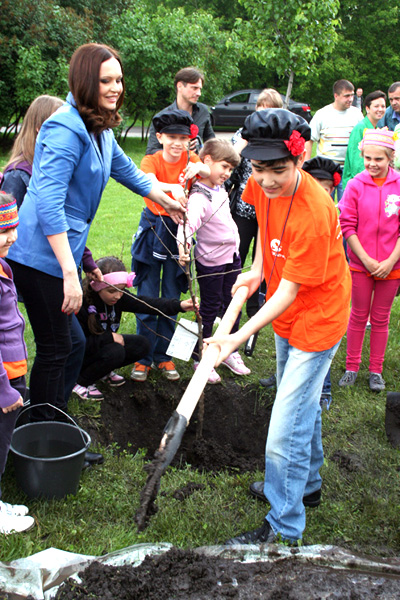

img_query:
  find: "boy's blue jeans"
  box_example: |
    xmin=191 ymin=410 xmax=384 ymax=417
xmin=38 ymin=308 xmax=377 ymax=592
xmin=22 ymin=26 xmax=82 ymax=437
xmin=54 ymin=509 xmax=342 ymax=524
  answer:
xmin=264 ymin=334 xmax=341 ymax=542
xmin=136 ymin=257 xmax=180 ymax=366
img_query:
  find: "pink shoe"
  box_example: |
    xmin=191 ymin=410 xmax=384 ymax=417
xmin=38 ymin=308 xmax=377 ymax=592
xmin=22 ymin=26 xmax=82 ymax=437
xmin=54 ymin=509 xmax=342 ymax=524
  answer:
xmin=222 ymin=351 xmax=251 ymax=376
xmin=193 ymin=361 xmax=221 ymax=384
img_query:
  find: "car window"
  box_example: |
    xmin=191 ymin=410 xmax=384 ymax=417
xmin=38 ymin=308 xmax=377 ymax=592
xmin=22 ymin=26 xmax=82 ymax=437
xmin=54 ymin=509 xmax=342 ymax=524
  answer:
xmin=228 ymin=93 xmax=250 ymax=103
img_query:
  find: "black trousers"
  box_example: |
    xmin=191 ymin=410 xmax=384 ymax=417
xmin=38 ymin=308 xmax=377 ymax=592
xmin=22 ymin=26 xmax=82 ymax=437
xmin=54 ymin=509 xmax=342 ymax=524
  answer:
xmin=8 ymin=260 xmax=73 ymax=422
xmin=232 ymin=214 xmax=266 ymax=318
xmin=0 ymin=375 xmax=26 ymax=497
xmin=77 ymin=334 xmax=150 ymax=387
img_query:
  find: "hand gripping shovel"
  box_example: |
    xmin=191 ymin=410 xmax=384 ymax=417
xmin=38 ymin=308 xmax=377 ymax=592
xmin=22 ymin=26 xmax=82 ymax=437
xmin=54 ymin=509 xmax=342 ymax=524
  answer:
xmin=135 ymin=285 xmax=248 ymax=530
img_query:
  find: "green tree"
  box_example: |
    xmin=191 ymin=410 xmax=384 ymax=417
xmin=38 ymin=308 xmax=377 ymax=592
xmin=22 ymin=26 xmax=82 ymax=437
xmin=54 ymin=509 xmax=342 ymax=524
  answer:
xmin=0 ymin=0 xmax=92 ymax=133
xmin=235 ymin=0 xmax=340 ymax=106
xmin=298 ymin=0 xmax=400 ymax=111
xmin=109 ymin=3 xmax=242 ymax=136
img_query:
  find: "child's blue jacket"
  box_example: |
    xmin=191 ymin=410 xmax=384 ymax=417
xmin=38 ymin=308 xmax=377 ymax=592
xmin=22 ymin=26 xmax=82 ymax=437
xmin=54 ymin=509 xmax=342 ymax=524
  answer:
xmin=8 ymin=93 xmax=152 ymax=278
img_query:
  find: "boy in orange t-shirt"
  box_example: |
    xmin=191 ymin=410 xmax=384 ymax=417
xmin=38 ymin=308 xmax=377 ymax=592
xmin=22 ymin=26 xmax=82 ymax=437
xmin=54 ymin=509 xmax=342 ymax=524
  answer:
xmin=206 ymin=109 xmax=351 ymax=545
xmin=131 ymin=109 xmax=209 ymax=382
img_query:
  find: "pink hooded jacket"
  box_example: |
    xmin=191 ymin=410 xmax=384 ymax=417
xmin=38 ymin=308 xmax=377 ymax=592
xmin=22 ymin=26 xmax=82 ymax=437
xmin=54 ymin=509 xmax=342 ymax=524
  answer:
xmin=338 ymin=167 xmax=400 ymax=272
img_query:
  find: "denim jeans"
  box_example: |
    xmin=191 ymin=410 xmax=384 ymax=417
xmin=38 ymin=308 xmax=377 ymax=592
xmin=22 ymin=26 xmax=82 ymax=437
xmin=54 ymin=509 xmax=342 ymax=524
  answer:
xmin=136 ymin=257 xmax=180 ymax=366
xmin=264 ymin=334 xmax=341 ymax=542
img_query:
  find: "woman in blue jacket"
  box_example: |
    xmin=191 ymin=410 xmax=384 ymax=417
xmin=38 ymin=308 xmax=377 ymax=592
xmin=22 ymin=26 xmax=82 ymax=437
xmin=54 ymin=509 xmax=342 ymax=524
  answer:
xmin=7 ymin=43 xmax=186 ymax=422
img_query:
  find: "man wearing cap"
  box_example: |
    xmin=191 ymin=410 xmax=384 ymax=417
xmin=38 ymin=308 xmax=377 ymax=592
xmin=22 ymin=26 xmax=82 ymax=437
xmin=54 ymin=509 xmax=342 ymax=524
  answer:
xmin=145 ymin=67 xmax=215 ymax=155
xmin=343 ymin=90 xmax=387 ymax=188
xmin=306 ymin=79 xmax=363 ymax=200
xmin=377 ymin=82 xmax=400 ymax=131
xmin=206 ymin=109 xmax=351 ymax=546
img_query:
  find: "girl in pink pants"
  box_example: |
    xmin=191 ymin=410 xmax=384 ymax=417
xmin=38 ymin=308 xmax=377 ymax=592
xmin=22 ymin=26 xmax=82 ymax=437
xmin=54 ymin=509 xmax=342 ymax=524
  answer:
xmin=338 ymin=128 xmax=400 ymax=392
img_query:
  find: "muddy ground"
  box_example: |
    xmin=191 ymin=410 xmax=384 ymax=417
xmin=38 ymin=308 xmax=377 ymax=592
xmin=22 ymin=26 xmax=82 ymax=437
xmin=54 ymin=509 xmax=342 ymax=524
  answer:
xmin=83 ymin=378 xmax=272 ymax=472
xmin=54 ymin=547 xmax=400 ymax=599
xmin=71 ymin=378 xmax=400 ymax=599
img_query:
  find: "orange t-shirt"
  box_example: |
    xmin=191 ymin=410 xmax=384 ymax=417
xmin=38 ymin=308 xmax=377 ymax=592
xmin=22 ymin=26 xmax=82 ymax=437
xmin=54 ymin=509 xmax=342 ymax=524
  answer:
xmin=141 ymin=150 xmax=201 ymax=216
xmin=242 ymin=170 xmax=351 ymax=352
xmin=0 ymin=263 xmax=27 ymax=379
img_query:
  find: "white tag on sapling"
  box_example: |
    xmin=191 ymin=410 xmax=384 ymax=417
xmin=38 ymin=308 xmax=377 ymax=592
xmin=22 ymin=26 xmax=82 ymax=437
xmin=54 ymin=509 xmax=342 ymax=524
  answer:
xmin=166 ymin=318 xmax=200 ymax=361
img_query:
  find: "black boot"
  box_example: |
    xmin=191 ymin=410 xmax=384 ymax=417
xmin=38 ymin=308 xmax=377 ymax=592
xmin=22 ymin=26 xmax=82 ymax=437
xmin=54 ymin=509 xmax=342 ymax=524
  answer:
xmin=83 ymin=451 xmax=104 ymax=469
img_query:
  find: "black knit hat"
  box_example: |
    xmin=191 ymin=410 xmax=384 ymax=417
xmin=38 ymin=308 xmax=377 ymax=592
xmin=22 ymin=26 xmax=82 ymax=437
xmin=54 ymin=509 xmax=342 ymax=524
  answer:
xmin=153 ymin=109 xmax=194 ymax=135
xmin=241 ymin=108 xmax=311 ymax=160
xmin=302 ymin=156 xmax=342 ymax=185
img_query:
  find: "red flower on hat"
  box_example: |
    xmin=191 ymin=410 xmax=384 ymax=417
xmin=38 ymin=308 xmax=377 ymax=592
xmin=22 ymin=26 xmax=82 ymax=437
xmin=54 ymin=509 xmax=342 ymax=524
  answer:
xmin=284 ymin=130 xmax=305 ymax=156
xmin=189 ymin=124 xmax=199 ymax=139
xmin=333 ymin=172 xmax=341 ymax=187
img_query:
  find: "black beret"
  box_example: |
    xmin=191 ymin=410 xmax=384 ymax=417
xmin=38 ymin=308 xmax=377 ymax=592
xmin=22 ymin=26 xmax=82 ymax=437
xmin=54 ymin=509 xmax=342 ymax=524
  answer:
xmin=241 ymin=108 xmax=311 ymax=160
xmin=153 ymin=109 xmax=194 ymax=135
xmin=302 ymin=156 xmax=342 ymax=181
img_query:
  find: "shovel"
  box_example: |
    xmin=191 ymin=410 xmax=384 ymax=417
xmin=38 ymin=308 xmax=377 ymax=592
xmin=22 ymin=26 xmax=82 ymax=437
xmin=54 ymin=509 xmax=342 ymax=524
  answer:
xmin=135 ymin=285 xmax=249 ymax=530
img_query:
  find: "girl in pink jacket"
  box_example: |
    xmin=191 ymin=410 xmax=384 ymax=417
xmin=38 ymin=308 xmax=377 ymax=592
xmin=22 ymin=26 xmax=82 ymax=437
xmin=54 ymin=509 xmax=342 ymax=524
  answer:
xmin=338 ymin=128 xmax=400 ymax=392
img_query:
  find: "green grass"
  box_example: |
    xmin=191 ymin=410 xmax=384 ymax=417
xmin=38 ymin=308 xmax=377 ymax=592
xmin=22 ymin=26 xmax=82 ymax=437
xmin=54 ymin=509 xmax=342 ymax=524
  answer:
xmin=1 ymin=141 xmax=400 ymax=562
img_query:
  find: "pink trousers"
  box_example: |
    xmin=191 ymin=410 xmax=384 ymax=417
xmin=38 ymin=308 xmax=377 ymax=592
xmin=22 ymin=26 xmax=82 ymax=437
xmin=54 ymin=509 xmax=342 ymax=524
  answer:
xmin=346 ymin=270 xmax=399 ymax=373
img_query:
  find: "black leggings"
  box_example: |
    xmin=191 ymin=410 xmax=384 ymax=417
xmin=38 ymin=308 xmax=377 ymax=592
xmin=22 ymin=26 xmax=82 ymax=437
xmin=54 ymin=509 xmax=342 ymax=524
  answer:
xmin=232 ymin=214 xmax=265 ymax=318
xmin=0 ymin=376 xmax=26 ymax=497
xmin=78 ymin=334 xmax=150 ymax=387
xmin=8 ymin=260 xmax=72 ymax=422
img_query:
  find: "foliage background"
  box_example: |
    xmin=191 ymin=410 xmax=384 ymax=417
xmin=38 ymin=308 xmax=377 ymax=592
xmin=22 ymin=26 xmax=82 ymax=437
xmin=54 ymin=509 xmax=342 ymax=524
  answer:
xmin=1 ymin=0 xmax=398 ymax=136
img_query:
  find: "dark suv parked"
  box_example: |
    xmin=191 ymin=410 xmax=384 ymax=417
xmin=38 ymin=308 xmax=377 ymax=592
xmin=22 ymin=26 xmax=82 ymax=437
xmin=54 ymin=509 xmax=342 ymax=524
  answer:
xmin=210 ymin=89 xmax=312 ymax=127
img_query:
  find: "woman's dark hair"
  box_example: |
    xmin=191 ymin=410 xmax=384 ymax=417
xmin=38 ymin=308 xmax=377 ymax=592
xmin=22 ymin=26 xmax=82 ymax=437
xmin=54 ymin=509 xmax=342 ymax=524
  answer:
xmin=83 ymin=256 xmax=127 ymax=335
xmin=69 ymin=43 xmax=125 ymax=134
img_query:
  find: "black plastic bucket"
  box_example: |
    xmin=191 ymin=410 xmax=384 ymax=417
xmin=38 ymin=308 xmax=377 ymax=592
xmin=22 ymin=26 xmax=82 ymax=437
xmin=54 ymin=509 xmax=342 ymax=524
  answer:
xmin=10 ymin=404 xmax=91 ymax=499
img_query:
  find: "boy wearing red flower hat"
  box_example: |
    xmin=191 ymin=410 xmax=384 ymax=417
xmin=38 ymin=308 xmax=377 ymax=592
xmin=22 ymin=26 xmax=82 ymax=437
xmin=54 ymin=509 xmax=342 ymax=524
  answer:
xmin=131 ymin=109 xmax=210 ymax=382
xmin=205 ymin=108 xmax=351 ymax=545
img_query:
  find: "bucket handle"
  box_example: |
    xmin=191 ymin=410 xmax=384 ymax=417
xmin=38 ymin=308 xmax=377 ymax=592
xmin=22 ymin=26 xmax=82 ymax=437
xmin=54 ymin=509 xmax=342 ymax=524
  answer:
xmin=16 ymin=403 xmax=89 ymax=448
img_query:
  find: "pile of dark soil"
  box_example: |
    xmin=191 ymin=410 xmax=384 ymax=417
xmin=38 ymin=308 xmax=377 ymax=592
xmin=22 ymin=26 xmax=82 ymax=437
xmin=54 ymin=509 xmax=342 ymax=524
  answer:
xmin=83 ymin=379 xmax=273 ymax=472
xmin=54 ymin=547 xmax=400 ymax=599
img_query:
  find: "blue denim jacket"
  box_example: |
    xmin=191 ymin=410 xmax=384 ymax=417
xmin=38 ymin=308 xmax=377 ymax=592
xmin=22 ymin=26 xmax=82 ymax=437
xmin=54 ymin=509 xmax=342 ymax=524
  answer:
xmin=8 ymin=93 xmax=152 ymax=278
xmin=377 ymin=106 xmax=400 ymax=131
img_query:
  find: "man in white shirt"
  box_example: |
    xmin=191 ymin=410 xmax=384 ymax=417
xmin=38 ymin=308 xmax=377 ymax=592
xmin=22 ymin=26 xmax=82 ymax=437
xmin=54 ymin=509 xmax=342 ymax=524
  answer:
xmin=305 ymin=79 xmax=363 ymax=200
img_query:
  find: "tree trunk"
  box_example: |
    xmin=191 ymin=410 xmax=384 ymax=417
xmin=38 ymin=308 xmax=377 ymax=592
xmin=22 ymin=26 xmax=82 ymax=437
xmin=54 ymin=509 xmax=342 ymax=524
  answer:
xmin=284 ymin=70 xmax=295 ymax=109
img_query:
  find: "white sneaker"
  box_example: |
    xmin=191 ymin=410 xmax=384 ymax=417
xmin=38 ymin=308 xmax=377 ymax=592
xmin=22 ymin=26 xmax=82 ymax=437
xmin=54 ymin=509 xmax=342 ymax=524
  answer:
xmin=0 ymin=500 xmax=29 ymax=516
xmin=0 ymin=513 xmax=35 ymax=535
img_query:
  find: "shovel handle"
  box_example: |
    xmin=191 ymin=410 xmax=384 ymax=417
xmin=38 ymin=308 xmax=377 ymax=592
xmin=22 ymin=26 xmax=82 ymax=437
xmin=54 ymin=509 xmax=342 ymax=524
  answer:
xmin=175 ymin=285 xmax=248 ymax=422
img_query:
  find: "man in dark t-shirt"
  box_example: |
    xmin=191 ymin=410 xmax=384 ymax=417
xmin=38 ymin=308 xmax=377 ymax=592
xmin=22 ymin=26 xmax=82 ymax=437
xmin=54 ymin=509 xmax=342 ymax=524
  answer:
xmin=145 ymin=67 xmax=215 ymax=155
